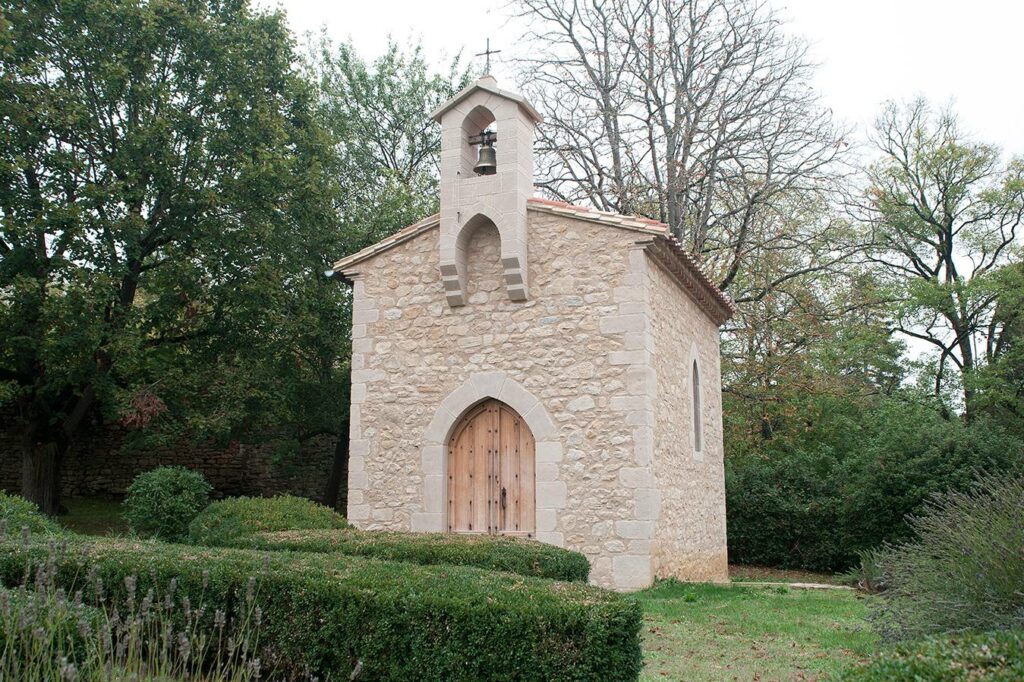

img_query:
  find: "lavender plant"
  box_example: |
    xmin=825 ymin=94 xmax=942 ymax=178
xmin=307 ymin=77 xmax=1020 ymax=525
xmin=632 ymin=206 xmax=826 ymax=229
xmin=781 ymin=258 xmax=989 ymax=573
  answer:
xmin=0 ymin=528 xmax=269 ymax=681
xmin=869 ymin=471 xmax=1024 ymax=641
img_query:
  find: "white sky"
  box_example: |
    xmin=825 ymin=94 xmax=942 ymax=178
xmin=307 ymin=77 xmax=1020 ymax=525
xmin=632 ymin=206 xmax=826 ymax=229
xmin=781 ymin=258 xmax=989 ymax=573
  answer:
xmin=267 ymin=0 xmax=1024 ymax=157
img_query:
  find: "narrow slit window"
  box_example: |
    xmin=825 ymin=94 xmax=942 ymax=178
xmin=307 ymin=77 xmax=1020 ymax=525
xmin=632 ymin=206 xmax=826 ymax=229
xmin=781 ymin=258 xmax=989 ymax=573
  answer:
xmin=692 ymin=359 xmax=703 ymax=454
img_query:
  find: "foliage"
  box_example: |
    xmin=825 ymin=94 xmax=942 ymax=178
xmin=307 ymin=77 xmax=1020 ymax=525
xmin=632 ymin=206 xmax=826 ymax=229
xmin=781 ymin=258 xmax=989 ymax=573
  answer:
xmin=0 ymin=536 xmax=644 ymax=681
xmin=0 ymin=587 xmax=98 ymax=679
xmin=868 ymin=471 xmax=1024 ymax=641
xmin=838 ymin=631 xmax=1024 ymax=681
xmin=968 ymin=262 xmax=1024 ymax=434
xmin=0 ymin=0 xmax=342 ymax=513
xmin=726 ymin=392 xmax=1022 ymax=572
xmin=204 ymin=527 xmax=591 ymax=583
xmin=842 ymin=548 xmax=888 ymax=593
xmin=864 ymin=99 xmax=1024 ymax=415
xmin=304 ymin=34 xmax=469 ymax=238
xmin=1 ymin=541 xmax=264 ymax=681
xmin=123 ymin=466 xmax=212 ymax=542
xmin=0 ymin=492 xmax=67 ymax=537
xmin=187 ymin=495 xmax=347 ymax=547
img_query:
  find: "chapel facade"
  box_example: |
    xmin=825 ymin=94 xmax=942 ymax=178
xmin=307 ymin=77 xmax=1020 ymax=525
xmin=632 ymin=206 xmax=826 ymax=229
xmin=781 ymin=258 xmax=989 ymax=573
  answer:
xmin=331 ymin=76 xmax=735 ymax=590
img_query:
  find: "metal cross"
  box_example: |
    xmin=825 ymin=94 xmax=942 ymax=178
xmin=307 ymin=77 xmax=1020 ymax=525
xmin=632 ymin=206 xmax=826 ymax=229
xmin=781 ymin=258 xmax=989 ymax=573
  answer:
xmin=475 ymin=38 xmax=501 ymax=74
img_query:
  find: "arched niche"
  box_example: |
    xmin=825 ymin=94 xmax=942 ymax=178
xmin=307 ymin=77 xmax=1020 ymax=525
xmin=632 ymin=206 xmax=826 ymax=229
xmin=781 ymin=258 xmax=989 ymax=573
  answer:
xmin=456 ymin=213 xmax=503 ymax=303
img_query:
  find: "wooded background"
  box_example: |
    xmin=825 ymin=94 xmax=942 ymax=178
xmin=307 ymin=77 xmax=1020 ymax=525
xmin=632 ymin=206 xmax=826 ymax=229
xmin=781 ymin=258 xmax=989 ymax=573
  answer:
xmin=1 ymin=0 xmax=1020 ymax=570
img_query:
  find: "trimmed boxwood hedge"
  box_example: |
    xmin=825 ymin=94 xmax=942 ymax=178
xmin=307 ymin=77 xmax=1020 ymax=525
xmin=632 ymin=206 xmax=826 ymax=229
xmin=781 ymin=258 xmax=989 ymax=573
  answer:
xmin=186 ymin=494 xmax=348 ymax=547
xmin=838 ymin=630 xmax=1024 ymax=681
xmin=0 ymin=536 xmax=642 ymax=681
xmin=189 ymin=495 xmax=591 ymax=582
xmin=206 ymin=528 xmax=592 ymax=583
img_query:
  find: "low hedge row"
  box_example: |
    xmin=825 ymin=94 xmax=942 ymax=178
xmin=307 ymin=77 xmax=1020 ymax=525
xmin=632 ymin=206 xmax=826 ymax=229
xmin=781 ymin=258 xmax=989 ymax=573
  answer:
xmin=838 ymin=630 xmax=1024 ymax=681
xmin=206 ymin=528 xmax=592 ymax=583
xmin=0 ymin=536 xmax=642 ymax=681
xmin=189 ymin=496 xmax=591 ymax=582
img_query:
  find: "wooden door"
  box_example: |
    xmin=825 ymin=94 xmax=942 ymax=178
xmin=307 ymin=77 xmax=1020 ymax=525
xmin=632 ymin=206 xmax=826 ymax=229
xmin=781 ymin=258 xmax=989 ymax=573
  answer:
xmin=447 ymin=399 xmax=535 ymax=536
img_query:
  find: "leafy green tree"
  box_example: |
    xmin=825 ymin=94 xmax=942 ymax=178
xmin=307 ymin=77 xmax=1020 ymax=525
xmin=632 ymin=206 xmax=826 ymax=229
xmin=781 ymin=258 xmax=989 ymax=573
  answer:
xmin=305 ymin=35 xmax=469 ymax=249
xmin=300 ymin=37 xmax=469 ymax=509
xmin=967 ymin=262 xmax=1024 ymax=433
xmin=864 ymin=99 xmax=1024 ymax=418
xmin=726 ymin=388 xmax=1022 ymax=572
xmin=0 ymin=0 xmax=338 ymax=514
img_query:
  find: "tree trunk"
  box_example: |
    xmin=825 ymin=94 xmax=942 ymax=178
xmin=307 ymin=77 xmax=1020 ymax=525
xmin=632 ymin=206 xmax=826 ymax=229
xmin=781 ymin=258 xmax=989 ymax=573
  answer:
xmin=21 ymin=438 xmax=63 ymax=517
xmin=323 ymin=433 xmax=350 ymax=514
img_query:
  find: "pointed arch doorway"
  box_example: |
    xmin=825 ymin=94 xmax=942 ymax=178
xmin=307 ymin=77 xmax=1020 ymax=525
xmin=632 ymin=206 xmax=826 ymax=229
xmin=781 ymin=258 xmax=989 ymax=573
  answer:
xmin=447 ymin=399 xmax=536 ymax=536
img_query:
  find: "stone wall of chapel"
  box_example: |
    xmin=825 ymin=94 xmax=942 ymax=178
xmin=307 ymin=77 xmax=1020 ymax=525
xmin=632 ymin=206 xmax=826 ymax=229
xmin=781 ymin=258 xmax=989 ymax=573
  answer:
xmin=647 ymin=258 xmax=729 ymax=582
xmin=347 ymin=212 xmax=652 ymax=588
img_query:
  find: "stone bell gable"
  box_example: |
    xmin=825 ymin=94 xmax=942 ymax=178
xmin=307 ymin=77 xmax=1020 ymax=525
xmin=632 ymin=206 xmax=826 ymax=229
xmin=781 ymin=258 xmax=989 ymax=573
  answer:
xmin=331 ymin=77 xmax=735 ymax=590
xmin=432 ymin=75 xmax=542 ymax=306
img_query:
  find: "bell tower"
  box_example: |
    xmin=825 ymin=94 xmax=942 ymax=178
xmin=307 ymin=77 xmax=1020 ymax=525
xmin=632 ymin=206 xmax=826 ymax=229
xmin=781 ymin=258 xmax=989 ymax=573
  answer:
xmin=431 ymin=75 xmax=542 ymax=306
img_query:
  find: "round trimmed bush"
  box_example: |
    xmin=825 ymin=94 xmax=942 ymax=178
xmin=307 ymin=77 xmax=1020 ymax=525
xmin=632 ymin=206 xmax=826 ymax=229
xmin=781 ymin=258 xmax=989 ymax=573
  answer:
xmin=187 ymin=494 xmax=347 ymax=547
xmin=0 ymin=492 xmax=67 ymax=537
xmin=122 ymin=466 xmax=212 ymax=542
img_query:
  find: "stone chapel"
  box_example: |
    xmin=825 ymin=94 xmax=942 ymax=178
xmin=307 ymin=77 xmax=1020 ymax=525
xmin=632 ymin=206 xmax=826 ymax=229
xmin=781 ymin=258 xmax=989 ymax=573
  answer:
xmin=331 ymin=75 xmax=736 ymax=590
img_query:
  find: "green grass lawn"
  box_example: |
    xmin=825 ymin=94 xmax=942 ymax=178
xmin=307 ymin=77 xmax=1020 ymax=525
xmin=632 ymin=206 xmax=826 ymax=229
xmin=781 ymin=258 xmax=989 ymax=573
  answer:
xmin=638 ymin=580 xmax=876 ymax=681
xmin=59 ymin=496 xmax=127 ymax=536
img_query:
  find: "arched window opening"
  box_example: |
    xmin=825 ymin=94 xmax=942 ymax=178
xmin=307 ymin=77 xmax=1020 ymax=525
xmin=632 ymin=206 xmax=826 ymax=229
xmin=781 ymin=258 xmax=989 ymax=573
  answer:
xmin=692 ymin=359 xmax=703 ymax=455
xmin=460 ymin=105 xmax=497 ymax=177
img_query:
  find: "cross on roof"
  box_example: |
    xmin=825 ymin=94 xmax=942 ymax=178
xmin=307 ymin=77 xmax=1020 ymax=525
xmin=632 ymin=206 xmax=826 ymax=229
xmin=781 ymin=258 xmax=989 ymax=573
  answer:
xmin=474 ymin=38 xmax=501 ymax=74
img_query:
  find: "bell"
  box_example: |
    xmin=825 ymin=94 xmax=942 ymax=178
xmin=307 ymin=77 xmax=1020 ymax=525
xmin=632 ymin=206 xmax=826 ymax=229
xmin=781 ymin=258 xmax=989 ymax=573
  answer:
xmin=473 ymin=144 xmax=497 ymax=176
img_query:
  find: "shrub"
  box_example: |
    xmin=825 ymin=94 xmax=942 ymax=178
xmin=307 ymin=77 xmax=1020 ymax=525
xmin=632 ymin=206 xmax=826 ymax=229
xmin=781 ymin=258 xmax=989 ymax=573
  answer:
xmin=123 ymin=466 xmax=212 ymax=542
xmin=838 ymin=630 xmax=1024 ymax=681
xmin=869 ymin=471 xmax=1024 ymax=641
xmin=213 ymin=528 xmax=591 ymax=582
xmin=0 ymin=491 xmax=67 ymax=537
xmin=0 ymin=536 xmax=643 ymax=681
xmin=188 ymin=496 xmax=589 ymax=582
xmin=726 ymin=394 xmax=1023 ymax=572
xmin=187 ymin=495 xmax=347 ymax=547
xmin=842 ymin=548 xmax=887 ymax=593
xmin=725 ymin=446 xmax=847 ymax=571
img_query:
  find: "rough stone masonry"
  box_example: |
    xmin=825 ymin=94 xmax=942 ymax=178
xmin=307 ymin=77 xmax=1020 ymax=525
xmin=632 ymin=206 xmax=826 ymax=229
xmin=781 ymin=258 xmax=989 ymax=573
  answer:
xmin=332 ymin=76 xmax=735 ymax=590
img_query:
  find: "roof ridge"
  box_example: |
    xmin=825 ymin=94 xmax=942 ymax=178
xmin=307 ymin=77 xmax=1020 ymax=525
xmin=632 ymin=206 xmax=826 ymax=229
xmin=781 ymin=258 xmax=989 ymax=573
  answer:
xmin=330 ymin=201 xmax=736 ymax=324
xmin=526 ymin=197 xmax=669 ymax=231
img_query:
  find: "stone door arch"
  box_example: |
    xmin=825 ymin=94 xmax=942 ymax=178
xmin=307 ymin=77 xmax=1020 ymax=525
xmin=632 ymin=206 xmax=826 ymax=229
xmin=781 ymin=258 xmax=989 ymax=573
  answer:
xmin=447 ymin=399 xmax=535 ymax=536
xmin=415 ymin=372 xmax=564 ymax=546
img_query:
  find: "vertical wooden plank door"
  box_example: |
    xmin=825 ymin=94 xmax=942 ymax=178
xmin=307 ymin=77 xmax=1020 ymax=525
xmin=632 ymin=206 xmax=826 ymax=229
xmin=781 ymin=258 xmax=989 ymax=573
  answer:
xmin=447 ymin=399 xmax=536 ymax=536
